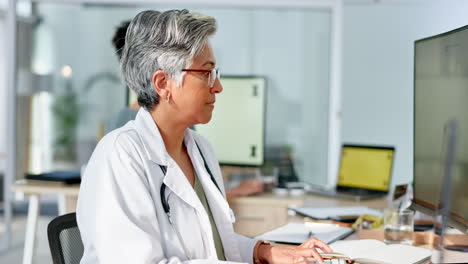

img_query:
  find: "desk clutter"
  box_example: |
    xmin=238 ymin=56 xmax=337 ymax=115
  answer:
xmin=261 ymin=204 xmax=468 ymax=263
xmin=256 ymin=223 xmax=433 ymax=264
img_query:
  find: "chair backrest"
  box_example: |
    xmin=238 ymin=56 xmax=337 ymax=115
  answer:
xmin=47 ymin=212 xmax=84 ymax=264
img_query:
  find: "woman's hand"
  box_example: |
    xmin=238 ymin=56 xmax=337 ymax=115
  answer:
xmin=235 ymin=179 xmax=264 ymax=196
xmin=257 ymin=238 xmax=333 ymax=264
xmin=226 ymin=179 xmax=264 ymax=200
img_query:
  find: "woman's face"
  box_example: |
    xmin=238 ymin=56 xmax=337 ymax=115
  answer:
xmin=171 ymin=42 xmax=223 ymax=126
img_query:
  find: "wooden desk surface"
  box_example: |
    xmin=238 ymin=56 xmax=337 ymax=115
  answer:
xmin=229 ymin=193 xmax=304 ymax=206
xmin=10 ymin=182 xmax=388 ymax=208
xmin=303 ymin=193 xmax=387 ymax=209
xmin=11 ymin=180 xmax=80 ymax=196
xmin=10 ymin=183 xmax=389 ymax=208
xmin=232 ymin=192 xmax=387 ymax=209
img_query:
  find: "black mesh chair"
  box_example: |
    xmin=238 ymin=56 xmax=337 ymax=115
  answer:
xmin=47 ymin=212 xmax=84 ymax=264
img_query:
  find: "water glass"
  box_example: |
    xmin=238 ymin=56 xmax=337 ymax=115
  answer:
xmin=383 ymin=208 xmax=414 ymax=245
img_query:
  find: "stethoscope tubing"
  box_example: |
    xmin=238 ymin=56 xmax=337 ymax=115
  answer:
xmin=159 ymin=142 xmax=221 ymax=215
xmin=158 ymin=141 xmax=222 ymax=259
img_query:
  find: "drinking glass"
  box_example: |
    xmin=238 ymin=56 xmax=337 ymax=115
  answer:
xmin=383 ymin=208 xmax=414 ymax=245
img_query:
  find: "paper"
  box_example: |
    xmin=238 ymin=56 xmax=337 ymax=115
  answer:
xmin=293 ymin=206 xmax=382 ymax=220
xmin=256 ymin=223 xmax=354 ymax=245
xmin=329 ymin=239 xmax=432 ymax=264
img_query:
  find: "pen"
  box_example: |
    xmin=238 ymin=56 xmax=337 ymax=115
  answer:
xmin=308 ymin=231 xmax=313 ymax=238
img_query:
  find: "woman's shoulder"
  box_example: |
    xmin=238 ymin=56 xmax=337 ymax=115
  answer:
xmin=96 ymin=124 xmax=145 ymax=158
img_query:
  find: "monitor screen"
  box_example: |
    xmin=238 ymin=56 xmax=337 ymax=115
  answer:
xmin=413 ymin=25 xmax=468 ymax=233
xmin=127 ymin=88 xmax=137 ymax=107
xmin=337 ymin=145 xmax=394 ymax=192
xmin=195 ymin=76 xmax=266 ymax=166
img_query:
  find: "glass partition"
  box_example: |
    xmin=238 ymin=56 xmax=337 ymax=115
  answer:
xmin=15 ymin=2 xmax=332 ymax=185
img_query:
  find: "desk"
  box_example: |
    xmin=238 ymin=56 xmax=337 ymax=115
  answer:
xmin=11 ymin=184 xmax=467 ymax=264
xmin=11 ymin=180 xmax=80 ymax=264
xmin=229 ymin=193 xmax=387 ymax=237
xmin=231 ymin=193 xmax=468 ymax=263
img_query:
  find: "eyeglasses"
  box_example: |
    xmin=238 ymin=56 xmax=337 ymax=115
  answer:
xmin=181 ymin=68 xmax=220 ymax=88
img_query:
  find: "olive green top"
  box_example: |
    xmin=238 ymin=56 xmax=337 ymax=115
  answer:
xmin=193 ymin=171 xmax=226 ymax=260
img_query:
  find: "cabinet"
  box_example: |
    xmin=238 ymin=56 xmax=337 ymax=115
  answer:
xmin=229 ymin=194 xmax=304 ymax=237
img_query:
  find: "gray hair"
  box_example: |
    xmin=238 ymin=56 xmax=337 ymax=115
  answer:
xmin=120 ymin=9 xmax=217 ymax=110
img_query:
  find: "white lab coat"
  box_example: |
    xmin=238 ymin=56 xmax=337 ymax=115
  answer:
xmin=77 ymin=108 xmax=257 ymax=264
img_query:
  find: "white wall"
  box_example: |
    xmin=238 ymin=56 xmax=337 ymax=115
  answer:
xmin=342 ymin=0 xmax=468 ymax=186
xmin=0 ymin=10 xmax=6 ymax=173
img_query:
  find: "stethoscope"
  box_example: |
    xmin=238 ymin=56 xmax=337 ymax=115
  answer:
xmin=158 ymin=141 xmax=222 ymax=259
xmin=159 ymin=142 xmax=222 ymax=217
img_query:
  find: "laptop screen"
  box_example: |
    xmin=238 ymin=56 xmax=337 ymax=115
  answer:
xmin=337 ymin=145 xmax=395 ymax=192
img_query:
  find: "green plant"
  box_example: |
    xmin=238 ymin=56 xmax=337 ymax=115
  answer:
xmin=52 ymin=82 xmax=80 ymax=160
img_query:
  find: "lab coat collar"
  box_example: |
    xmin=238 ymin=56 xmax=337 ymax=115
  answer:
xmin=134 ymin=108 xmax=170 ymax=166
xmin=134 ymin=108 xmax=206 ymax=212
xmin=135 ymin=109 xmax=243 ymax=261
xmin=161 ymin=130 xmax=209 ymax=221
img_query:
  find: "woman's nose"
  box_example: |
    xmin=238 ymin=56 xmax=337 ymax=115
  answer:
xmin=210 ymin=79 xmax=223 ymax=94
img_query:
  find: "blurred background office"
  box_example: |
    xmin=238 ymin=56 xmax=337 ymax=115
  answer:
xmin=1 ymin=0 xmax=468 ymax=263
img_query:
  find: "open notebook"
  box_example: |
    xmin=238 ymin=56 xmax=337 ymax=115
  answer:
xmin=256 ymin=223 xmax=354 ymax=245
xmin=324 ymin=239 xmax=432 ymax=264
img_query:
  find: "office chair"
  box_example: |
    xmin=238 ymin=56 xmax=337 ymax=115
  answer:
xmin=47 ymin=212 xmax=84 ymax=264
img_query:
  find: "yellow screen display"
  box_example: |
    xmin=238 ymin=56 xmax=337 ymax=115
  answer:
xmin=337 ymin=146 xmax=394 ymax=191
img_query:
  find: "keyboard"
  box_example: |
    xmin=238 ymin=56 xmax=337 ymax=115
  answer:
xmin=308 ymin=259 xmax=347 ymax=264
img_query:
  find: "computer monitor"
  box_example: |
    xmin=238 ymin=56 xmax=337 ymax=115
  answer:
xmin=126 ymin=76 xmax=266 ymax=166
xmin=413 ymin=25 xmax=468 ymax=233
xmin=195 ymin=76 xmax=266 ymax=166
xmin=127 ymin=88 xmax=137 ymax=107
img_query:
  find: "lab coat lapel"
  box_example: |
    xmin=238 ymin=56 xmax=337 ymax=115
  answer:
xmin=185 ymin=131 xmax=243 ymax=262
xmin=196 ymin=174 xmax=243 ymax=262
xmin=135 ymin=108 xmax=203 ymax=211
xmin=162 ymin=164 xmax=203 ymax=212
xmin=135 ymin=109 xmax=241 ymax=260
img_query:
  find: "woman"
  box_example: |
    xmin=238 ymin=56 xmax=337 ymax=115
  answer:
xmin=106 ymin=19 xmax=264 ymax=199
xmin=77 ymin=9 xmax=332 ymax=264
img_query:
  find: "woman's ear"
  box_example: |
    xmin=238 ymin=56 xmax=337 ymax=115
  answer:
xmin=152 ymin=70 xmax=169 ymax=98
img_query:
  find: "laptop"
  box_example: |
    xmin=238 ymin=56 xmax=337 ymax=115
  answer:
xmin=26 ymin=171 xmax=81 ymax=184
xmin=309 ymin=144 xmax=395 ymax=201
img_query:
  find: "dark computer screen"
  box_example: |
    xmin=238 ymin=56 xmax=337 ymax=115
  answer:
xmin=413 ymin=25 xmax=468 ymax=233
